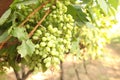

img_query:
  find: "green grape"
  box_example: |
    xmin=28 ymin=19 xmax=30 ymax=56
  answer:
xmin=36 ymin=30 xmax=42 ymax=35
xmin=56 ymin=1 xmax=62 ymax=8
xmin=26 ymin=24 xmax=30 ymax=29
xmin=35 ymin=44 xmax=39 ymax=48
xmin=45 ymin=47 xmax=51 ymax=52
xmin=63 ymin=26 xmax=67 ymax=30
xmin=45 ymin=62 xmax=51 ymax=68
xmin=43 ymin=57 xmax=51 ymax=63
xmin=53 ymin=14 xmax=57 ymax=18
xmin=42 ymin=37 xmax=47 ymax=41
xmin=52 ymin=57 xmax=60 ymax=64
xmin=64 ymin=0 xmax=71 ymax=5
xmin=42 ymin=54 xmax=47 ymax=58
xmin=45 ymin=33 xmax=50 ymax=37
xmin=40 ymin=42 xmax=46 ymax=47
xmin=35 ymin=49 xmax=39 ymax=54
xmin=47 ymin=41 xmax=54 ymax=47
xmin=52 ymin=5 xmax=56 ymax=9
xmin=48 ymin=24 xmax=53 ymax=30
xmin=51 ymin=50 xmax=59 ymax=56
xmin=32 ymin=36 xmax=39 ymax=40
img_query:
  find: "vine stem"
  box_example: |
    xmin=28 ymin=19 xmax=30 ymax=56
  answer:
xmin=0 ymin=36 xmax=11 ymax=50
xmin=28 ymin=9 xmax=51 ymax=37
xmin=82 ymin=58 xmax=93 ymax=80
xmin=13 ymin=65 xmax=34 ymax=80
xmin=72 ymin=56 xmax=81 ymax=80
xmin=60 ymin=61 xmax=64 ymax=80
xmin=0 ymin=0 xmax=50 ymax=50
xmin=13 ymin=68 xmax=21 ymax=80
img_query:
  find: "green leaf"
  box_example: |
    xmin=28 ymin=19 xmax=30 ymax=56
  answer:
xmin=82 ymin=0 xmax=92 ymax=4
xmin=96 ymin=0 xmax=109 ymax=14
xmin=87 ymin=8 xmax=96 ymax=24
xmin=11 ymin=27 xmax=28 ymax=41
xmin=0 ymin=30 xmax=9 ymax=43
xmin=67 ymin=5 xmax=88 ymax=26
xmin=0 ymin=9 xmax=11 ymax=26
xmin=10 ymin=0 xmax=39 ymax=9
xmin=17 ymin=40 xmax=35 ymax=57
xmin=71 ymin=38 xmax=80 ymax=54
xmin=85 ymin=22 xmax=95 ymax=28
xmin=108 ymin=0 xmax=119 ymax=9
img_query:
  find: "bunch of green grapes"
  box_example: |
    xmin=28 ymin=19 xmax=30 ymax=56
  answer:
xmin=27 ymin=1 xmax=75 ymax=70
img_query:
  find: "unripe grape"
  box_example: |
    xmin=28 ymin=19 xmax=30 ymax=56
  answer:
xmin=47 ymin=41 xmax=53 ymax=47
xmin=64 ymin=17 xmax=69 ymax=22
xmin=52 ymin=57 xmax=60 ymax=64
xmin=54 ymin=28 xmax=58 ymax=32
xmin=32 ymin=36 xmax=39 ymax=40
xmin=42 ymin=54 xmax=47 ymax=58
xmin=57 ymin=30 xmax=62 ymax=35
xmin=56 ymin=1 xmax=62 ymax=8
xmin=52 ymin=5 xmax=56 ymax=9
xmin=64 ymin=1 xmax=71 ymax=5
xmin=63 ymin=26 xmax=67 ymax=30
xmin=35 ymin=44 xmax=39 ymax=49
xmin=63 ymin=6 xmax=67 ymax=13
xmin=65 ymin=34 xmax=70 ymax=39
xmin=58 ymin=15 xmax=63 ymax=21
xmin=45 ymin=33 xmax=50 ymax=37
xmin=42 ymin=37 xmax=47 ymax=41
xmin=66 ymin=24 xmax=73 ymax=30
xmin=48 ymin=24 xmax=53 ymax=30
xmin=40 ymin=42 xmax=46 ymax=47
xmin=45 ymin=47 xmax=51 ymax=52
xmin=36 ymin=30 xmax=42 ymax=35
xmin=53 ymin=14 xmax=57 ymax=18
xmin=45 ymin=62 xmax=51 ymax=68
xmin=59 ymin=11 xmax=63 ymax=15
xmin=26 ymin=24 xmax=30 ymax=29
xmin=35 ymin=49 xmax=39 ymax=54
xmin=44 ymin=57 xmax=51 ymax=63
xmin=51 ymin=50 xmax=58 ymax=56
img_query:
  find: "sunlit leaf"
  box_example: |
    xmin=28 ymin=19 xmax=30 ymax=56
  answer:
xmin=108 ymin=0 xmax=119 ymax=9
xmin=96 ymin=0 xmax=109 ymax=14
xmin=0 ymin=30 xmax=9 ymax=43
xmin=0 ymin=9 xmax=11 ymax=26
xmin=71 ymin=38 xmax=80 ymax=54
xmin=11 ymin=27 xmax=28 ymax=41
xmin=17 ymin=40 xmax=35 ymax=57
xmin=67 ymin=5 xmax=89 ymax=26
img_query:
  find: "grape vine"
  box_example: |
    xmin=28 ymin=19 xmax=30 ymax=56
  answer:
xmin=0 ymin=0 xmax=118 ymax=80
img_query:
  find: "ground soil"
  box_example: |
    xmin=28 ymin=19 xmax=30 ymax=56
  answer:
xmin=0 ymin=42 xmax=120 ymax=80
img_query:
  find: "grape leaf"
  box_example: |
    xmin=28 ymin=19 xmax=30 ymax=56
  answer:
xmin=71 ymin=38 xmax=80 ymax=54
xmin=96 ymin=0 xmax=108 ymax=14
xmin=0 ymin=30 xmax=9 ymax=43
xmin=17 ymin=40 xmax=35 ymax=57
xmin=108 ymin=0 xmax=119 ymax=9
xmin=11 ymin=27 xmax=28 ymax=41
xmin=67 ymin=5 xmax=89 ymax=26
xmin=10 ymin=0 xmax=39 ymax=9
xmin=82 ymin=0 xmax=92 ymax=4
xmin=0 ymin=9 xmax=11 ymax=26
